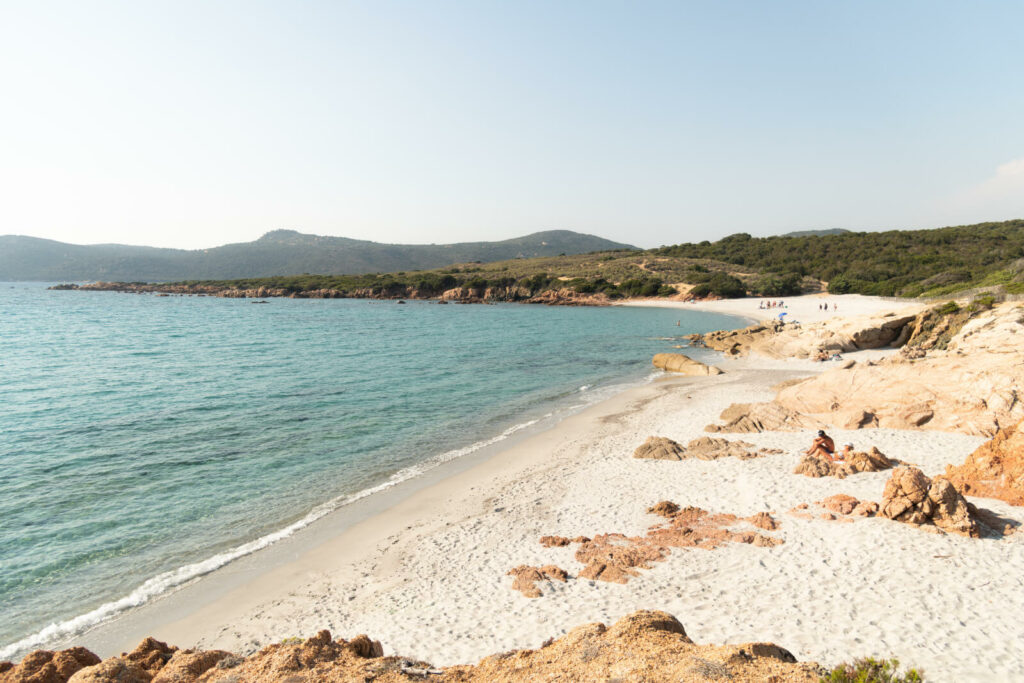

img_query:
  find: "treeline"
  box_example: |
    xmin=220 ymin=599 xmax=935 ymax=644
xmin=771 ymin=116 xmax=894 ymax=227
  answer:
xmin=177 ymin=271 xmax=679 ymax=300
xmin=654 ymin=219 xmax=1024 ymax=297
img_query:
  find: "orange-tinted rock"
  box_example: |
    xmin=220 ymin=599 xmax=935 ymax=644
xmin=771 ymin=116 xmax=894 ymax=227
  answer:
xmin=821 ymin=494 xmax=860 ymax=516
xmin=747 ymin=512 xmax=779 ymax=530
xmin=0 ymin=647 xmax=101 ymax=683
xmin=632 ymin=436 xmax=685 ymax=460
xmin=648 ymin=501 xmax=680 ymax=517
xmin=66 ymin=658 xmax=151 ymax=683
xmin=508 ymin=565 xmax=568 ymax=598
xmin=539 ymin=535 xmax=571 ymax=547
xmin=150 ymin=650 xmax=230 ymax=682
xmin=125 ymin=637 xmax=176 ymax=676
xmin=705 ymin=402 xmax=825 ymax=433
xmin=945 ymin=418 xmax=1024 ymax=506
xmin=881 ymin=467 xmax=980 ymax=537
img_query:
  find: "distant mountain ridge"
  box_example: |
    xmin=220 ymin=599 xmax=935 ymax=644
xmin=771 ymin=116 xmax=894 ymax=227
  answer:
xmin=779 ymin=228 xmax=852 ymax=237
xmin=0 ymin=230 xmax=637 ymax=282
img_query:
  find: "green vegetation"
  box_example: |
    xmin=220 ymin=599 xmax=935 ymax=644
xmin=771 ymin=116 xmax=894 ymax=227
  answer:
xmin=47 ymin=219 xmax=1024 ymax=301
xmin=654 ymin=219 xmax=1024 ymax=297
xmin=821 ymin=657 xmax=924 ymax=683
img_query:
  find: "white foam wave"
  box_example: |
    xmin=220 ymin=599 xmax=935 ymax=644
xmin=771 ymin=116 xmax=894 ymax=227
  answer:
xmin=0 ymin=416 xmax=543 ymax=660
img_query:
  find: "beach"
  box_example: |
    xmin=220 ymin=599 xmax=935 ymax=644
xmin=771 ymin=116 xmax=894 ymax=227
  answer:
xmin=42 ymin=293 xmax=1024 ymax=682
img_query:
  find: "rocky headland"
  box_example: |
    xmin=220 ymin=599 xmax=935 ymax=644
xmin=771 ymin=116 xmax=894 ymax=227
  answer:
xmin=0 ymin=611 xmax=824 ymax=682
xmin=701 ymin=301 xmax=1024 ymax=436
xmin=49 ymin=282 xmax=613 ymax=306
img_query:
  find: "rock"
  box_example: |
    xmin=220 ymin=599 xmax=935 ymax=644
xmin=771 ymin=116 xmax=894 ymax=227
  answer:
xmin=770 ymin=304 xmax=1024 ymax=436
xmin=821 ymin=494 xmax=860 ymax=515
xmin=539 ymin=535 xmax=572 ymax=547
xmin=648 ymin=501 xmax=680 ymax=517
xmin=684 ymin=436 xmax=781 ymax=460
xmin=568 ymin=505 xmax=781 ymax=585
xmin=794 ymin=447 xmax=893 ymax=479
xmin=881 ymin=467 xmax=979 ymax=537
xmin=150 ymin=651 xmax=231 ymax=682
xmin=846 ymin=447 xmax=893 ymax=473
xmin=344 ymin=635 xmax=384 ymax=659
xmin=125 ymin=638 xmax=176 ymax=676
xmin=945 ymin=418 xmax=1024 ymax=506
xmin=508 ymin=565 xmax=568 ymax=597
xmin=651 ymin=353 xmax=724 ymax=375
xmin=66 ymin=658 xmax=151 ymax=683
xmin=705 ymin=402 xmax=825 ymax=433
xmin=691 ymin=312 xmax=920 ymax=358
xmin=793 ymin=455 xmax=836 ymax=478
xmin=632 ymin=436 xmax=685 ymax=460
xmin=0 ymin=648 xmax=101 ymax=683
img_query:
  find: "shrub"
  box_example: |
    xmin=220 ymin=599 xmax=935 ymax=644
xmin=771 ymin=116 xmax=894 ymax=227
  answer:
xmin=821 ymin=657 xmax=924 ymax=682
xmin=935 ymin=301 xmax=960 ymax=315
xmin=690 ymin=273 xmax=746 ymax=298
xmin=968 ymin=292 xmax=997 ymax=311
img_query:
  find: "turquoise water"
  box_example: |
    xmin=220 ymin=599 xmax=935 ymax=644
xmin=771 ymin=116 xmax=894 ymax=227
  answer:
xmin=0 ymin=283 xmax=741 ymax=657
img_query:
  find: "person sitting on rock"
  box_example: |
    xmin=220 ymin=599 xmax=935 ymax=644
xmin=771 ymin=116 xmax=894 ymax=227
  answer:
xmin=837 ymin=443 xmax=854 ymax=461
xmin=805 ymin=430 xmax=836 ymax=462
xmin=815 ymin=349 xmax=829 ymax=362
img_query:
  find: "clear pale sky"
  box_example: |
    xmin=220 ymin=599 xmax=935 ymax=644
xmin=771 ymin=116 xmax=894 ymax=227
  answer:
xmin=2 ymin=1 xmax=1022 ymax=250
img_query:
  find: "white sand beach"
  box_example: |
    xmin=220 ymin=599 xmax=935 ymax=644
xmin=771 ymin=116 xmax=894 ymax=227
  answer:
xmin=65 ymin=295 xmax=1024 ymax=682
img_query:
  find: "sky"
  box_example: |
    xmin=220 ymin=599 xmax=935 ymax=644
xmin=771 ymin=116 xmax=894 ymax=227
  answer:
xmin=1 ymin=1 xmax=1023 ymax=250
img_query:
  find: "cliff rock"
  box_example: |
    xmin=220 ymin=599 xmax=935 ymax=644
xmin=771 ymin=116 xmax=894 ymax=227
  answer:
xmin=709 ymin=304 xmax=1024 ymax=437
xmin=945 ymin=418 xmax=1024 ymax=506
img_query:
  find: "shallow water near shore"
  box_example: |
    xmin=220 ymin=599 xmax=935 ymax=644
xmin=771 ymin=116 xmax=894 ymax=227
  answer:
xmin=0 ymin=283 xmax=742 ymax=657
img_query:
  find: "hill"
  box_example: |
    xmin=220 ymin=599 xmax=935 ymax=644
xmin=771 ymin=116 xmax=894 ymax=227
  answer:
xmin=779 ymin=228 xmax=851 ymax=238
xmin=0 ymin=230 xmax=637 ymax=282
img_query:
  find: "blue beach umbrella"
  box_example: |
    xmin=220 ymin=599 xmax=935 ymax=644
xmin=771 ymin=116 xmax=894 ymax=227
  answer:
xmin=778 ymin=312 xmax=787 ymax=320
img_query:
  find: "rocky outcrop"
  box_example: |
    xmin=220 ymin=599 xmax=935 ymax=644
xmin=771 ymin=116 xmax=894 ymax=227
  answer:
xmin=708 ymin=304 xmax=1024 ymax=437
xmin=705 ymin=402 xmax=825 ymax=433
xmin=788 ymin=497 xmax=878 ymax=521
xmin=881 ymin=467 xmax=976 ymax=536
xmin=690 ymin=311 xmax=922 ymax=359
xmin=793 ymin=447 xmax=893 ymax=478
xmin=684 ymin=436 xmax=784 ymax=460
xmin=945 ymin=419 xmax=1024 ymax=506
xmin=528 ymin=505 xmax=782 ymax=588
xmin=0 ymin=647 xmax=100 ymax=682
xmin=634 ymin=435 xmax=783 ymax=460
xmin=1 ymin=612 xmax=823 ymax=682
xmin=632 ymin=436 xmax=686 ymax=460
xmin=651 ymin=353 xmax=724 ymax=375
xmin=507 ymin=565 xmax=569 ymax=598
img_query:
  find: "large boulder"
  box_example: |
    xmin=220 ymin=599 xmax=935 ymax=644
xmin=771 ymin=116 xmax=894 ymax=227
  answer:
xmin=880 ymin=467 xmax=979 ymax=537
xmin=0 ymin=647 xmax=100 ymax=683
xmin=794 ymin=447 xmax=893 ymax=479
xmin=651 ymin=353 xmax=723 ymax=376
xmin=632 ymin=436 xmax=686 ymax=460
xmin=945 ymin=418 xmax=1024 ymax=506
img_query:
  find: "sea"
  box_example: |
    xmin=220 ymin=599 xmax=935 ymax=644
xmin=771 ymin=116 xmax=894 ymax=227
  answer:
xmin=0 ymin=282 xmax=743 ymax=658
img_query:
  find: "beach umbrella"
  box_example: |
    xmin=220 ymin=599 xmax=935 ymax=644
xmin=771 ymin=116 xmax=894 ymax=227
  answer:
xmin=778 ymin=312 xmax=787 ymax=320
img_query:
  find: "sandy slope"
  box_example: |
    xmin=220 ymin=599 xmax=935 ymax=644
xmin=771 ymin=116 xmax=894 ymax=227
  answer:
xmin=57 ymin=296 xmax=1024 ymax=682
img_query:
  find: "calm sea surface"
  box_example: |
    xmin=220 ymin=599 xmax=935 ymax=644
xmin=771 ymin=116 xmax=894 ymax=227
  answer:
xmin=0 ymin=283 xmax=742 ymax=656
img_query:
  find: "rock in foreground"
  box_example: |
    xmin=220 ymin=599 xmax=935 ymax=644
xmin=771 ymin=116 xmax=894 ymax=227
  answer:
xmin=1 ymin=611 xmax=822 ymax=682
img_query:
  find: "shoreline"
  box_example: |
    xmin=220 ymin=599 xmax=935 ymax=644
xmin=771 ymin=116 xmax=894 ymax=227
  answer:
xmin=14 ymin=294 xmax=1024 ymax=681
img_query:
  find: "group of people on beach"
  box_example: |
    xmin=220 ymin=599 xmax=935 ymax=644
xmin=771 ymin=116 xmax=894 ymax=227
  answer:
xmin=805 ymin=430 xmax=853 ymax=463
xmin=759 ymin=300 xmax=786 ymax=309
xmin=817 ymin=302 xmax=837 ymax=312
